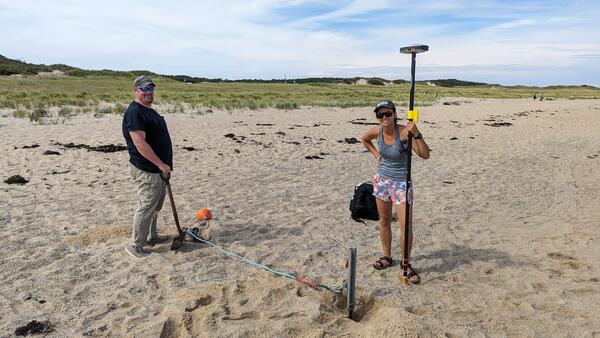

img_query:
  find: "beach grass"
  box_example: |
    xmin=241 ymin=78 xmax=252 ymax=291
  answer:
xmin=1 ymin=75 xmax=599 ymax=114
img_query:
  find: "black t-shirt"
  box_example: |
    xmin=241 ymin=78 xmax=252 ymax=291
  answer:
xmin=122 ymin=101 xmax=173 ymax=173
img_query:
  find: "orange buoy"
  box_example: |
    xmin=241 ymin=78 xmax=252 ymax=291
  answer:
xmin=195 ymin=208 xmax=212 ymax=221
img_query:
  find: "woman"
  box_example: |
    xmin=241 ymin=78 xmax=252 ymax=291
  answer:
xmin=361 ymin=100 xmax=430 ymax=284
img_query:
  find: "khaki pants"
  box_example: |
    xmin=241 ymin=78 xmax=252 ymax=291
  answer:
xmin=129 ymin=164 xmax=166 ymax=248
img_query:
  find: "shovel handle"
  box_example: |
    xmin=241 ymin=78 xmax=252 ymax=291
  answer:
xmin=162 ymin=174 xmax=184 ymax=236
xmin=160 ymin=172 xmax=171 ymax=182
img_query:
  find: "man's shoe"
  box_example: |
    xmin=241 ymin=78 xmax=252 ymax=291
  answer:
xmin=146 ymin=235 xmax=169 ymax=246
xmin=125 ymin=245 xmax=149 ymax=258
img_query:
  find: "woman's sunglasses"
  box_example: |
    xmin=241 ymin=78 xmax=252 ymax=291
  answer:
xmin=375 ymin=111 xmax=394 ymax=119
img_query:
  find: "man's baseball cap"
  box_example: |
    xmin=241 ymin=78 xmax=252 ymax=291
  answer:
xmin=374 ymin=100 xmax=396 ymax=112
xmin=133 ymin=75 xmax=155 ymax=88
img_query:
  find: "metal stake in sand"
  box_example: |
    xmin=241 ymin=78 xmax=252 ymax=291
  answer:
xmin=347 ymin=248 xmax=357 ymax=320
xmin=399 ymin=44 xmax=429 ymax=287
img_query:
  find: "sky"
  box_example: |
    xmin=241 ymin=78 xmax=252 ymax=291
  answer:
xmin=1 ymin=0 xmax=599 ymax=86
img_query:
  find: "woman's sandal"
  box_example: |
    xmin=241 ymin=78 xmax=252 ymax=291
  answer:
xmin=407 ymin=266 xmax=421 ymax=284
xmin=373 ymin=256 xmax=393 ymax=270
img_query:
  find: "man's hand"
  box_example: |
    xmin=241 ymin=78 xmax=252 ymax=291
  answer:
xmin=158 ymin=163 xmax=171 ymax=178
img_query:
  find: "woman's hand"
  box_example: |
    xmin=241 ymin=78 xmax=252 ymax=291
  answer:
xmin=406 ymin=121 xmax=420 ymax=137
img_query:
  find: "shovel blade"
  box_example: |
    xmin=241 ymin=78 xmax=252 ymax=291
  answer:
xmin=170 ymin=236 xmax=185 ymax=250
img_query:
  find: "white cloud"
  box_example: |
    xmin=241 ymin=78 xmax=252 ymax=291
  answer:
xmin=482 ymin=19 xmax=538 ymax=33
xmin=0 ymin=0 xmax=598 ymax=85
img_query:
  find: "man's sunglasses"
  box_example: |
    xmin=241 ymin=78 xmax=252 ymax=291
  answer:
xmin=375 ymin=111 xmax=394 ymax=119
xmin=138 ymin=86 xmax=155 ymax=93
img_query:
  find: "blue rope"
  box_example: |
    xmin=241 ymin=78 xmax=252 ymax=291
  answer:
xmin=186 ymin=229 xmax=343 ymax=293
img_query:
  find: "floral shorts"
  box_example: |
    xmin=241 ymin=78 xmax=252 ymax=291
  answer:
xmin=373 ymin=174 xmax=413 ymax=205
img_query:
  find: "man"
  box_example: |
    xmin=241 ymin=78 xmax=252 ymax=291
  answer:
xmin=122 ymin=75 xmax=172 ymax=258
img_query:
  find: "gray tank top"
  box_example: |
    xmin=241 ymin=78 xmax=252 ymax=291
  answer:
xmin=376 ymin=125 xmax=408 ymax=181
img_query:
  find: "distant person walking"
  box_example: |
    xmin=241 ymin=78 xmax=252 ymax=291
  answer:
xmin=533 ymin=93 xmax=537 ymax=100
xmin=361 ymin=100 xmax=430 ymax=284
xmin=122 ymin=76 xmax=173 ymax=258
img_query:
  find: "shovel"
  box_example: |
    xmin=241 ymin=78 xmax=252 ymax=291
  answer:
xmin=162 ymin=174 xmax=186 ymax=250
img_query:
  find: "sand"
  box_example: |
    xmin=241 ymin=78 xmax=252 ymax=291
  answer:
xmin=1 ymin=98 xmax=599 ymax=337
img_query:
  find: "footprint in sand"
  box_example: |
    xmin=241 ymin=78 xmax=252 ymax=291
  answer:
xmin=565 ymin=288 xmax=598 ymax=296
xmin=531 ymin=282 xmax=548 ymax=293
xmin=403 ymin=305 xmax=426 ymax=316
xmin=146 ymin=274 xmax=159 ymax=290
xmin=547 ymin=252 xmax=575 ymax=260
xmin=546 ymin=252 xmax=584 ymax=271
xmin=185 ymin=295 xmax=213 ymax=312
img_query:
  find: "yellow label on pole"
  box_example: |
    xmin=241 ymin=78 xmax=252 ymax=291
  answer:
xmin=407 ymin=109 xmax=419 ymax=122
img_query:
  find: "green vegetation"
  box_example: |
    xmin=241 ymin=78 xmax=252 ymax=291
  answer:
xmin=429 ymin=79 xmax=495 ymax=87
xmin=367 ymin=78 xmax=386 ymax=86
xmin=57 ymin=106 xmax=73 ymax=117
xmin=12 ymin=109 xmax=28 ymax=118
xmin=28 ymin=107 xmax=49 ymax=122
xmin=1 ymin=75 xmax=599 ymax=114
xmin=1 ymin=54 xmax=599 ymax=115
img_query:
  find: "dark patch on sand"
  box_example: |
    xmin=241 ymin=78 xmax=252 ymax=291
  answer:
xmin=22 ymin=144 xmax=40 ymax=149
xmin=485 ymin=122 xmax=513 ymax=127
xmin=14 ymin=320 xmax=54 ymax=336
xmin=53 ymin=142 xmax=127 ymax=153
xmin=224 ymin=133 xmax=246 ymax=143
xmin=50 ymin=170 xmax=70 ymax=175
xmin=5 ymin=175 xmax=29 ymax=185
xmin=338 ymin=137 xmax=360 ymax=144
xmin=348 ymin=120 xmax=378 ymax=126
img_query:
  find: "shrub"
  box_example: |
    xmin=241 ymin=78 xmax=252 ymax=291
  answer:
xmin=29 ymin=107 xmax=48 ymax=122
xmin=12 ymin=109 xmax=28 ymax=118
xmin=367 ymin=78 xmax=385 ymax=86
xmin=1 ymin=100 xmax=16 ymax=109
xmin=275 ymin=101 xmax=298 ymax=109
xmin=96 ymin=104 xmax=113 ymax=115
xmin=66 ymin=69 xmax=87 ymax=77
xmin=114 ymin=103 xmax=126 ymax=114
xmin=164 ymin=102 xmax=185 ymax=114
xmin=58 ymin=107 xmax=73 ymax=117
